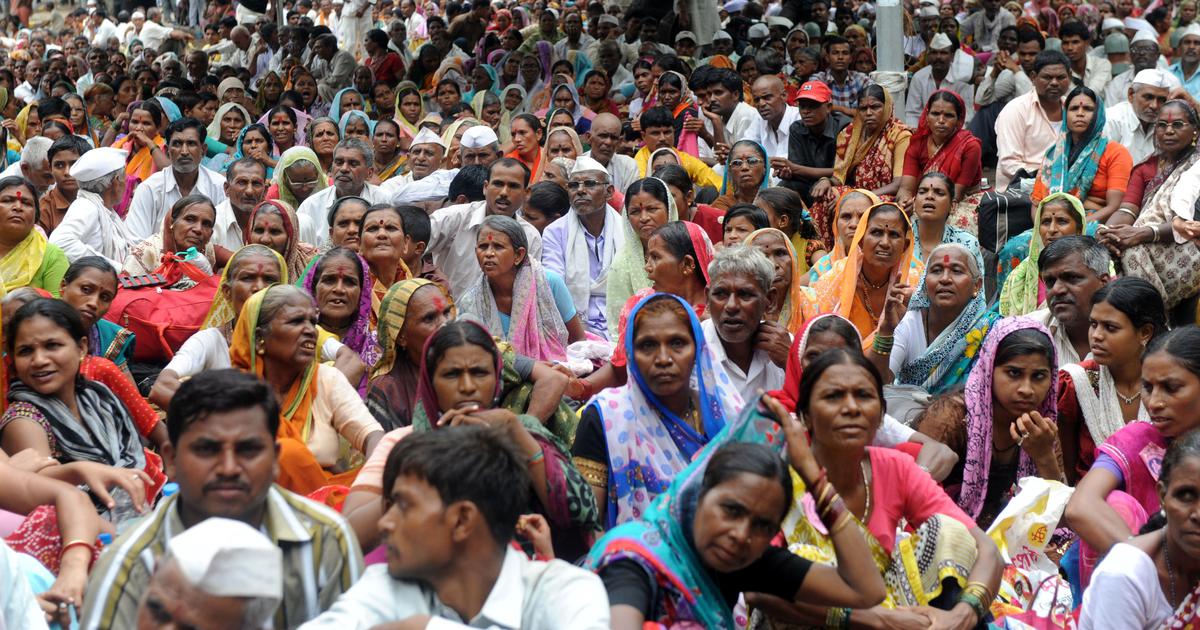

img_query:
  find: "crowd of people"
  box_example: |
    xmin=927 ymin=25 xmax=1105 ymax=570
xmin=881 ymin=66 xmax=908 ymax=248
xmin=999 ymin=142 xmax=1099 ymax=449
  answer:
xmin=2 ymin=0 xmax=1200 ymax=627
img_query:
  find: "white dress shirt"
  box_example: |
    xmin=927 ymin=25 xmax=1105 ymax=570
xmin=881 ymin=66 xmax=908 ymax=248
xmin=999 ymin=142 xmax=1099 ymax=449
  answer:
xmin=1030 ymin=307 xmax=1089 ymax=367
xmin=975 ymin=66 xmax=1033 ymax=106
xmin=297 ymin=183 xmax=388 ymax=246
xmin=995 ymin=90 xmax=1062 ymax=189
xmin=1073 ymin=56 xmax=1114 ymax=96
xmin=701 ymin=319 xmax=785 ymax=401
xmin=211 ymin=198 xmax=248 ymax=251
xmin=905 ymin=66 xmax=976 ymax=127
xmin=1104 ymin=100 xmax=1155 ymax=165
xmin=749 ymin=105 xmax=802 ymax=165
xmin=124 ymin=166 xmax=228 ymax=242
xmin=298 ymin=547 xmax=610 ymax=630
xmin=699 ymin=101 xmax=759 ymax=159
xmin=137 ymin=20 xmax=173 ymax=51
xmin=1103 ymin=67 xmax=1137 ymax=108
xmin=427 ymin=201 xmax=543 ymax=300
xmin=49 ymin=190 xmax=133 ymax=269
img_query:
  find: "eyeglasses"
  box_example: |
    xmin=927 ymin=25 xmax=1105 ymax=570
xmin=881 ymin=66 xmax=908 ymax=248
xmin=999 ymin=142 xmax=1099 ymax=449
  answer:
xmin=566 ymin=179 xmax=608 ymax=190
xmin=289 ymin=179 xmax=320 ymax=188
xmin=1155 ymin=120 xmax=1193 ymax=131
xmin=730 ymin=157 xmax=764 ymax=168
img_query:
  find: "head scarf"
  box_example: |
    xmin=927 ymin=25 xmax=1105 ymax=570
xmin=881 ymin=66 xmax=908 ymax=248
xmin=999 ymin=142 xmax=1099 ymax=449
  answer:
xmin=910 ymin=89 xmax=981 ymax=179
xmin=439 ymin=116 xmax=479 ymax=152
xmin=542 ymin=80 xmax=590 ymax=124
xmin=532 ymin=124 xmax=583 ymax=182
xmin=744 ymin=228 xmax=819 ymax=334
xmin=606 ymin=178 xmax=681 ymax=338
xmin=338 ymin=109 xmax=376 ymax=137
xmin=458 ymin=229 xmax=570 ymax=362
xmin=833 ymin=86 xmax=910 ymax=184
xmin=273 ymin=146 xmax=330 ymax=209
xmin=256 ymin=107 xmax=311 ymax=147
xmin=201 ymin=244 xmax=289 ymax=333
xmin=959 ymin=316 xmax=1057 ymax=520
xmin=997 ymin=192 xmax=1086 ymax=316
xmin=155 ymin=96 xmax=181 ymax=122
xmin=776 ymin=313 xmax=861 ymax=411
xmin=898 ymin=243 xmax=999 ymax=394
xmin=328 ymin=87 xmax=366 ymax=125
xmin=812 ymin=202 xmax=924 ymax=345
xmin=471 ymin=90 xmax=511 ymax=144
xmin=372 ymin=279 xmax=454 ymax=380
xmin=501 ymin=84 xmax=529 ymax=116
xmin=228 ymin=124 xmax=276 ymax=177
xmin=207 ymin=102 xmax=252 ymax=143
xmin=1041 ymin=87 xmax=1110 ymax=201
xmin=256 ymin=71 xmax=285 ymax=112
xmin=229 ymin=285 xmax=319 ymax=441
xmin=15 ymin=103 xmax=35 ymax=140
xmin=245 ymin=200 xmax=320 ymax=282
xmin=719 ymin=140 xmax=771 ymax=196
xmin=301 ymin=250 xmax=381 ymax=368
xmin=586 ymin=292 xmax=747 ymax=528
xmin=393 ymin=82 xmax=427 ymax=139
xmin=681 ymin=221 xmax=716 ymax=285
xmin=466 ymin=63 xmax=501 ymax=101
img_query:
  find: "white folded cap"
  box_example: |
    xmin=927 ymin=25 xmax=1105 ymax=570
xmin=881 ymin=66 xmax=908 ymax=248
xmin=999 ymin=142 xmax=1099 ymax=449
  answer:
xmin=69 ymin=147 xmax=127 ymax=181
xmin=1101 ymin=17 xmax=1124 ymax=30
xmin=1132 ymin=68 xmax=1181 ymax=89
xmin=167 ymin=518 xmax=283 ymax=601
xmin=1181 ymin=22 xmax=1200 ymax=40
xmin=411 ymin=127 xmax=446 ymax=150
xmin=675 ymin=30 xmax=697 ymax=43
xmin=766 ymin=16 xmax=793 ymax=29
xmin=460 ymin=125 xmax=498 ymax=148
xmin=713 ymin=30 xmax=733 ymax=41
xmin=748 ymin=23 xmax=769 ymax=38
xmin=131 ymin=10 xmax=145 ymax=19
xmin=1131 ymin=29 xmax=1159 ymax=45
xmin=723 ymin=0 xmax=748 ymax=12
xmin=929 ymin=32 xmax=954 ymax=50
xmin=570 ymin=155 xmax=607 ymax=175
xmin=917 ymin=5 xmax=939 ymax=17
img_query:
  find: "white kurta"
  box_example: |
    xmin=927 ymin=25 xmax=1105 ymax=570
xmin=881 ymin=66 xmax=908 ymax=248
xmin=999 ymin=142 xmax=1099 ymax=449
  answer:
xmin=337 ymin=0 xmax=373 ymax=60
xmin=49 ymin=190 xmax=134 ymax=270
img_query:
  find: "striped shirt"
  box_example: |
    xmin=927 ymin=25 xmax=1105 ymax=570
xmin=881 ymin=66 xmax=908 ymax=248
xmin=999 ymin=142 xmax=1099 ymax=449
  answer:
xmin=80 ymin=486 xmax=364 ymax=630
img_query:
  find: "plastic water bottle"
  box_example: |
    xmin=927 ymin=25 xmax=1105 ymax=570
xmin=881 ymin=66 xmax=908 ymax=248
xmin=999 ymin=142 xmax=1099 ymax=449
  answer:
xmin=161 ymin=482 xmax=179 ymax=499
xmin=97 ymin=533 xmax=112 ymax=547
xmin=177 ymin=247 xmax=213 ymax=275
xmin=980 ymin=177 xmax=992 ymax=193
xmin=108 ymin=487 xmax=141 ymax=534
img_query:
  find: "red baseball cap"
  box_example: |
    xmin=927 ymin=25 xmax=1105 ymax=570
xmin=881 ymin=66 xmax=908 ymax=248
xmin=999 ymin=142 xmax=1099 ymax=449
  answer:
xmin=796 ymin=81 xmax=832 ymax=104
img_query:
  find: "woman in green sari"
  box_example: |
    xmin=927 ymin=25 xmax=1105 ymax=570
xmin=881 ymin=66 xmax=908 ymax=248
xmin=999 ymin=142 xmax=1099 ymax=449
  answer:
xmin=996 ymin=192 xmax=1087 ymax=316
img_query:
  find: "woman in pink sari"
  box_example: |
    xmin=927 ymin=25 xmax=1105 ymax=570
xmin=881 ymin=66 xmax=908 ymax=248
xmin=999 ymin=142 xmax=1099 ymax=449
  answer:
xmin=1065 ymin=326 xmax=1200 ymax=588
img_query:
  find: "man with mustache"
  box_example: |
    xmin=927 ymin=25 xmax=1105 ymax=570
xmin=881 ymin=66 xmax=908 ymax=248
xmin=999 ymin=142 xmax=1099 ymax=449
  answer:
xmin=995 ymin=50 xmax=1070 ymax=189
xmin=1029 ymin=236 xmax=1112 ymax=367
xmin=298 ymin=138 xmax=387 ymax=246
xmin=125 ymin=117 xmax=229 ymax=243
xmin=212 ymin=158 xmax=268 ymax=251
xmin=82 ymin=369 xmax=363 ymax=630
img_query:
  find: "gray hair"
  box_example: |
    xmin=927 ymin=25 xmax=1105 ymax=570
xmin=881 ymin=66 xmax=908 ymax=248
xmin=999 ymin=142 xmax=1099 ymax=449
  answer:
xmin=1 ymin=287 xmax=43 ymax=309
xmin=548 ymin=157 xmax=575 ymax=180
xmin=334 ymin=137 xmax=374 ymax=167
xmin=20 ymin=136 xmax=52 ymax=166
xmin=927 ymin=242 xmax=981 ymax=280
xmin=254 ymin=284 xmax=313 ymax=339
xmin=1038 ymin=235 xmax=1112 ymax=277
xmin=479 ymin=214 xmax=528 ymax=256
xmin=77 ymin=168 xmax=125 ymax=194
xmin=239 ymin=595 xmax=280 ymax=630
xmin=707 ymin=245 xmax=775 ymax=294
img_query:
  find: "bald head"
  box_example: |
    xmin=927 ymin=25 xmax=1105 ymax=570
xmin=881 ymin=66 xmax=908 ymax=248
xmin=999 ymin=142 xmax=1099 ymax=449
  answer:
xmin=752 ymin=75 xmax=787 ymax=124
xmin=589 ymin=112 xmax=622 ymax=164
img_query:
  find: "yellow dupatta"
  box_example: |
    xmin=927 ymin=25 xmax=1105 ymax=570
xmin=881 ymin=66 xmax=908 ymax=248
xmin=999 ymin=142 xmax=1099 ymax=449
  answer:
xmin=372 ymin=278 xmax=456 ymax=379
xmin=112 ymin=133 xmax=166 ymax=181
xmin=201 ymin=245 xmax=289 ymax=332
xmin=744 ymin=228 xmax=818 ymax=335
xmin=0 ymin=230 xmax=47 ymax=293
xmin=832 ymin=89 xmax=911 ymax=184
xmin=229 ymin=285 xmax=318 ymax=441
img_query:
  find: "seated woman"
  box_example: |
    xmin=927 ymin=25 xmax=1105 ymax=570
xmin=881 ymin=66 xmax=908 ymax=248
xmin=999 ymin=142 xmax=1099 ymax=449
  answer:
xmin=1058 ymin=277 xmax=1165 ymax=485
xmin=338 ymin=110 xmax=374 ymax=143
xmin=997 ymin=192 xmax=1086 ymax=316
xmin=1065 ymin=326 xmax=1200 ymax=589
xmin=605 ymin=178 xmax=680 ymax=338
xmin=876 ymin=242 xmax=998 ymax=396
xmin=358 ymin=204 xmax=410 ymax=322
xmin=1111 ymin=100 xmax=1200 ymax=310
xmin=262 ymin=105 xmax=304 ymax=155
xmin=1030 ymin=86 xmax=1132 ymax=224
xmin=269 ymin=146 xmax=330 ymax=209
xmin=58 ymin=257 xmax=134 ymax=373
xmin=300 ymin=247 xmax=381 ymax=390
xmin=306 ymin=117 xmax=341 ymax=175
xmin=896 ymin=90 xmax=982 ymax=235
xmin=0 ymin=299 xmax=166 ymax=501
xmin=324 ymin=196 xmax=369 ymax=253
xmin=459 ymin=214 xmax=584 ymax=361
xmin=371 ymin=119 xmax=405 ymax=182
xmin=751 ymin=349 xmax=1001 ymax=630
xmin=642 ymin=221 xmax=715 ymax=318
xmin=807 ymin=188 xmax=880 ymax=284
xmin=585 ymin=387 xmax=888 ymax=628
xmin=204 ymin=102 xmax=251 ymax=169
xmin=0 ymin=176 xmax=68 ymax=296
xmin=721 ymin=203 xmax=771 ymax=248
xmin=1078 ymin=431 xmax=1200 ymax=629
xmin=123 ymin=194 xmax=222 ymax=287
xmin=917 ymin=317 xmax=1065 ymax=528
xmin=246 ymin=199 xmax=319 ymax=282
xmin=744 ymin=227 xmax=819 ymax=334
xmin=711 ymin=140 xmax=770 ymax=211
xmin=910 ymin=171 xmax=983 ymax=269
xmin=226 ymin=124 xmax=277 ymax=178
xmin=754 ymin=186 xmax=826 ymax=276
xmin=109 ymin=100 xmax=168 ymax=213
xmin=229 ymin=283 xmax=384 ymax=496
xmin=813 ymin=202 xmax=924 ymax=346
xmin=573 ymin=292 xmax=745 ymax=527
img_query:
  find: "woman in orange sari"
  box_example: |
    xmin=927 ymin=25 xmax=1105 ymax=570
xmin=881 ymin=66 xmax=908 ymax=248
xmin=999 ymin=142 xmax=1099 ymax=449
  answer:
xmin=229 ymin=283 xmax=385 ymax=496
xmin=109 ymin=100 xmax=168 ymax=217
xmin=505 ymin=113 xmax=544 ymax=176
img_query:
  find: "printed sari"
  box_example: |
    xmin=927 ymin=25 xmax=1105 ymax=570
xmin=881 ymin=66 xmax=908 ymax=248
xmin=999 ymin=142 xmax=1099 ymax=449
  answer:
xmin=744 ymin=228 xmax=819 ymax=334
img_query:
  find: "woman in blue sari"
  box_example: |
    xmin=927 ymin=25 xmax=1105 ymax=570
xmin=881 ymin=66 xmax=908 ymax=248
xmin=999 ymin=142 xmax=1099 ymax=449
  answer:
xmin=338 ymin=110 xmax=375 ymax=143
xmin=584 ymin=349 xmax=888 ymax=629
xmin=224 ymin=123 xmax=277 ymax=178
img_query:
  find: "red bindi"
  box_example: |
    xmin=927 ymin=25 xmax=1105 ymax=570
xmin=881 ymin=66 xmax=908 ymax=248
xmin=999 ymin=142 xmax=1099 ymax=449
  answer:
xmin=432 ymin=297 xmax=446 ymax=310
xmin=942 ymin=254 xmax=951 ymax=265
xmin=486 ymin=233 xmax=494 ymax=241
xmin=14 ymin=191 xmax=20 ymax=200
xmin=254 ymin=262 xmax=265 ymax=275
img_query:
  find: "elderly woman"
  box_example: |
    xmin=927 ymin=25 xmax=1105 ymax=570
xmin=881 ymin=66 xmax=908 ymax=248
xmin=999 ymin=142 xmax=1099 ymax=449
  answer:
xmin=744 ymin=227 xmax=819 ymax=334
xmin=301 ymin=247 xmax=381 ymax=382
xmin=122 ymin=194 xmax=220 ymax=286
xmin=1031 ymin=86 xmax=1132 ymax=224
xmin=246 ymin=199 xmax=319 ymax=281
xmin=751 ymin=348 xmax=1002 ymax=630
xmin=270 ymin=146 xmax=330 ymax=209
xmin=531 ymin=125 xmax=582 ymax=183
xmin=870 ymin=242 xmax=998 ymax=395
xmin=813 ymin=202 xmax=924 ymax=346
xmin=754 ymin=186 xmax=827 ymax=276
xmin=0 ymin=176 xmax=68 ymax=296
xmin=605 ymin=178 xmax=680 ymax=338
xmin=807 ymin=188 xmax=880 ymax=284
xmin=896 ymin=90 xmax=982 ymax=234
xmin=230 ymin=283 xmax=384 ymax=496
xmin=712 ymin=140 xmax=770 ymax=211
xmin=1058 ymin=277 xmax=1166 ymax=484
xmin=306 ymin=116 xmax=341 ymax=174
xmin=459 ymin=214 xmax=584 ymax=361
xmin=997 ymin=192 xmax=1086 ymax=316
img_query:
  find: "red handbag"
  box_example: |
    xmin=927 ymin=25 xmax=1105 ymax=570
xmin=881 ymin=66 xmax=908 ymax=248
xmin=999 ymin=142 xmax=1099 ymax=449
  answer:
xmin=105 ymin=257 xmax=219 ymax=363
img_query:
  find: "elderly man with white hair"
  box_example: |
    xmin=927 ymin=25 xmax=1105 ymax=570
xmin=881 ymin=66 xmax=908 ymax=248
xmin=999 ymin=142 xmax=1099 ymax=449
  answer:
xmin=459 ymin=125 xmax=502 ymax=167
xmin=1104 ymin=29 xmax=1163 ymax=105
xmin=49 ymin=147 xmax=134 ymax=268
xmin=540 ymin=155 xmax=625 ymax=338
xmin=380 ymin=128 xmax=445 ymax=196
xmin=298 ymin=138 xmax=387 ymax=245
xmin=136 ymin=518 xmax=283 ymax=630
xmin=0 ymin=137 xmax=54 ymax=194
xmin=1171 ymin=22 xmax=1200 ymax=94
xmin=1104 ymin=68 xmax=1178 ymax=164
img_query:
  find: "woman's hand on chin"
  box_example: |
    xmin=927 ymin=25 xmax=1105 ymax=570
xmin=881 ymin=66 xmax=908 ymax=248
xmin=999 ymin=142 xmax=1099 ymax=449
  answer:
xmin=762 ymin=393 xmax=822 ymax=485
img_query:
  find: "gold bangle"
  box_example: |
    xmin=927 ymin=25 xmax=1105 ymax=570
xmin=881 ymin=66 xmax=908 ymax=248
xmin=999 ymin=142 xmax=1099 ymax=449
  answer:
xmin=830 ymin=510 xmax=854 ymax=534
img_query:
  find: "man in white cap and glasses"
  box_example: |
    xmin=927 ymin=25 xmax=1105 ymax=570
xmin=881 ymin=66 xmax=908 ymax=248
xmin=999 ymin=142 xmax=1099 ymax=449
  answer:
xmin=905 ymin=2 xmax=941 ymax=59
xmin=459 ymin=125 xmax=503 ymax=168
xmin=1105 ymin=29 xmax=1163 ymax=105
xmin=905 ymin=31 xmax=975 ymax=126
xmin=1104 ymin=68 xmax=1179 ymax=164
xmin=542 ymin=155 xmax=626 ymax=338
xmin=960 ymin=0 xmax=1016 ymax=51
xmin=380 ymin=128 xmax=446 ymax=197
xmin=1171 ymin=23 xmax=1200 ymax=94
xmin=300 ymin=137 xmax=387 ymax=245
xmin=49 ymin=147 xmax=134 ymax=269
xmin=136 ymin=518 xmax=283 ymax=630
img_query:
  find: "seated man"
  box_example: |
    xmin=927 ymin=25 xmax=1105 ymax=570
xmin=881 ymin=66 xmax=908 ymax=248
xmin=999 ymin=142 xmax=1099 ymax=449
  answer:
xmin=300 ymin=425 xmax=610 ymax=629
xmin=1028 ymin=235 xmax=1112 ymax=366
xmin=137 ymin=518 xmax=283 ymax=630
xmin=82 ymin=369 xmax=363 ymax=630
xmin=633 ymin=106 xmax=721 ymax=189
xmin=703 ymin=246 xmax=789 ymax=399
